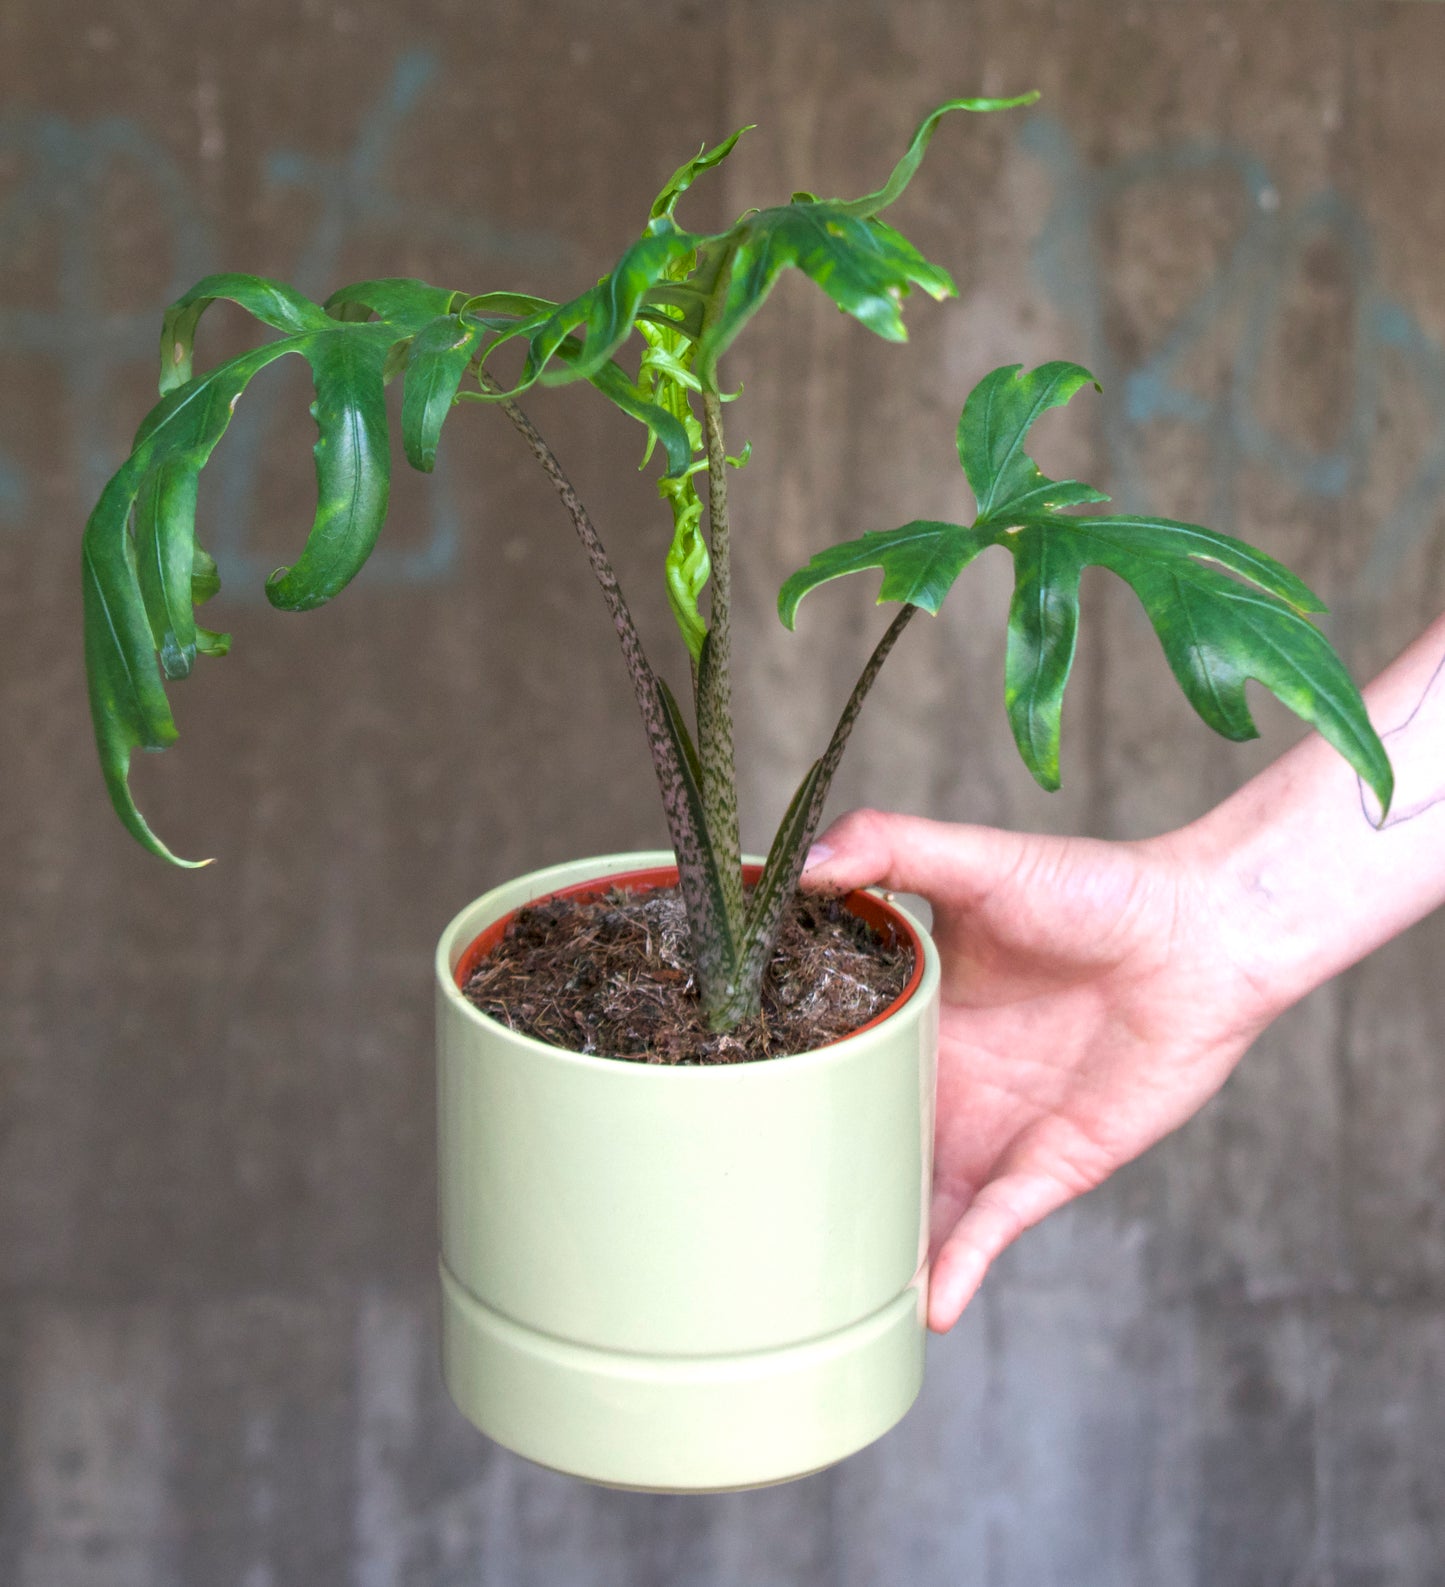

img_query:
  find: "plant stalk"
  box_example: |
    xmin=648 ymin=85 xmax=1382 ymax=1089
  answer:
xmin=488 ymin=389 xmax=690 ymax=838
xmin=697 ymin=387 xmax=746 ymax=937
xmin=806 ymin=602 xmax=919 ymax=825
xmin=709 ymin=602 xmax=921 ymax=1028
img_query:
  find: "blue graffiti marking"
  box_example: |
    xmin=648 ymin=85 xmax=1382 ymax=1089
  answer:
xmin=0 ymin=48 xmax=564 ymax=593
xmin=1023 ymin=115 xmax=1445 ymax=601
xmin=0 ymin=113 xmax=210 ymax=510
xmin=0 ymin=457 xmax=25 ymax=516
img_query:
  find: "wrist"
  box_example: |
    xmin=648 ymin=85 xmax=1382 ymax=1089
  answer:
xmin=1154 ymin=804 xmax=1320 ymax=1033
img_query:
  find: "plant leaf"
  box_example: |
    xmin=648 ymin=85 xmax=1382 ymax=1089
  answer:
xmin=401 ymin=315 xmax=481 ymax=472
xmin=664 ymin=498 xmax=710 ymax=661
xmin=957 ymin=361 xmax=1107 ymax=523
xmin=161 ymin=273 xmax=330 ymax=393
xmin=81 ymin=466 xmax=197 ymax=865
xmin=835 ymin=93 xmax=1041 ymax=220
xmin=779 ymin=363 xmax=1392 ymax=810
xmin=190 ymin=543 xmax=221 ymax=606
xmin=527 ymin=221 xmax=703 ymax=387
xmin=265 ymin=327 xmax=394 ymax=611
xmin=571 ymin=353 xmax=693 ymax=480
xmin=323 ymin=277 xmax=466 ymax=331
xmin=695 ymin=205 xmax=956 ymax=378
xmin=778 ymin=519 xmax=993 ymax=625
xmin=650 ymin=126 xmax=752 ymax=220
xmin=195 ymin=625 xmax=231 ymax=657
xmin=512 ymin=96 xmax=1047 ymax=395
xmin=134 ymin=459 xmax=202 ymax=679
xmin=85 ymin=282 xmax=456 ymax=860
xmin=1001 ymin=513 xmax=1390 ymax=802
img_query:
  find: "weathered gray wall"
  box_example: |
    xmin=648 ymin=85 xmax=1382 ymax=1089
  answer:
xmin=3 ymin=0 xmax=1444 ymax=1580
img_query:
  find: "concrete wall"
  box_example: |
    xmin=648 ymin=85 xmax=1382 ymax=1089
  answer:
xmin=3 ymin=0 xmax=1443 ymax=1580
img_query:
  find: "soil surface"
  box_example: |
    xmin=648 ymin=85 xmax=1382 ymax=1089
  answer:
xmin=461 ymin=884 xmax=914 ymax=1065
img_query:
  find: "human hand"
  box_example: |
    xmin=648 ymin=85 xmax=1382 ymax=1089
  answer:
xmin=802 ymin=809 xmax=1279 ymax=1332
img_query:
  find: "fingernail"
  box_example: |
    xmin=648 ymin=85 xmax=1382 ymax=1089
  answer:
xmin=802 ymin=843 xmax=833 ymax=871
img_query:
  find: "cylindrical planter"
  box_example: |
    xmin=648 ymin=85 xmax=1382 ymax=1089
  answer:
xmin=435 ymin=851 xmax=941 ymax=1492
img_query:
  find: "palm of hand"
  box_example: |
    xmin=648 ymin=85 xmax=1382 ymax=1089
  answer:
xmin=802 ymin=810 xmax=1275 ymax=1332
xmin=922 ymin=832 xmax=1266 ymax=1329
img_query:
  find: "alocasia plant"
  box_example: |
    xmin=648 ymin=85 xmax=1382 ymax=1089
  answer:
xmin=82 ymin=96 xmax=1392 ymax=1033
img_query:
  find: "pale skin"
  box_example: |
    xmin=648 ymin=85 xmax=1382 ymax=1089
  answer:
xmin=802 ymin=613 xmax=1445 ymax=1333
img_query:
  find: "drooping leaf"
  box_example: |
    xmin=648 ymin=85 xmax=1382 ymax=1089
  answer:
xmin=161 ymin=274 xmax=330 ymax=392
xmin=134 ymin=459 xmax=202 ymax=679
xmin=323 ymin=277 xmax=466 ymax=330
xmin=401 ymin=315 xmax=482 ymax=472
xmin=190 ymin=543 xmax=221 ymax=606
xmin=265 ymin=327 xmax=395 ymax=610
xmin=81 ymin=466 xmax=193 ymax=865
xmin=780 ymin=364 xmax=1393 ymax=810
xmin=84 ymin=281 xmax=465 ymax=861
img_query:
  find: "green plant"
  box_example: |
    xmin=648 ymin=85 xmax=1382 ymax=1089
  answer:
xmin=82 ymin=96 xmax=1392 ymax=1033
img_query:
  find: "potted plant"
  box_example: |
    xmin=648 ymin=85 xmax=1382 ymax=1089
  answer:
xmin=80 ymin=95 xmax=1392 ymax=1492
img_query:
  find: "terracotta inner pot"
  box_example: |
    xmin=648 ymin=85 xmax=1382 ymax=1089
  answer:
xmin=453 ymin=862 xmax=926 ymax=1045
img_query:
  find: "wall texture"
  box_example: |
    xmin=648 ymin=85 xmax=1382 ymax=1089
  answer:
xmin=3 ymin=1 xmax=1444 ymax=1582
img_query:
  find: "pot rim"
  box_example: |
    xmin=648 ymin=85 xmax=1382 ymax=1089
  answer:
xmin=435 ymin=851 xmax=939 ymax=1078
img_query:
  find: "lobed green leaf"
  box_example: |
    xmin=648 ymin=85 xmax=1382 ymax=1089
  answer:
xmin=514 ymin=95 xmax=1044 ymax=395
xmin=779 ymin=519 xmax=992 ymax=625
xmin=695 ymin=206 xmax=956 ymax=378
xmin=779 ymin=363 xmax=1392 ymax=810
xmin=957 ymin=361 xmax=1106 ymax=524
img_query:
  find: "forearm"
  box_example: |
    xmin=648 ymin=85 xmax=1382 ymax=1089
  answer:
xmin=1180 ymin=613 xmax=1445 ymax=1017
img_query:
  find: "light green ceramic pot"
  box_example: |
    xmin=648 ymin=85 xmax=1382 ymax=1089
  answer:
xmin=435 ymin=852 xmax=941 ymax=1492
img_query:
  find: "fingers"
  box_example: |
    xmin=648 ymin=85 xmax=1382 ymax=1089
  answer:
xmin=801 ymin=807 xmax=1031 ymax=908
xmin=926 ymin=1169 xmax=1080 ymax=1332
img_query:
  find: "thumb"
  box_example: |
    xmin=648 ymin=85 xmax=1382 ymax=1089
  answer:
xmin=801 ymin=807 xmax=1031 ymax=908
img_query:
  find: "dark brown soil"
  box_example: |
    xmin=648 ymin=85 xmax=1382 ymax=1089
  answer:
xmin=461 ymin=884 xmax=914 ymax=1065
